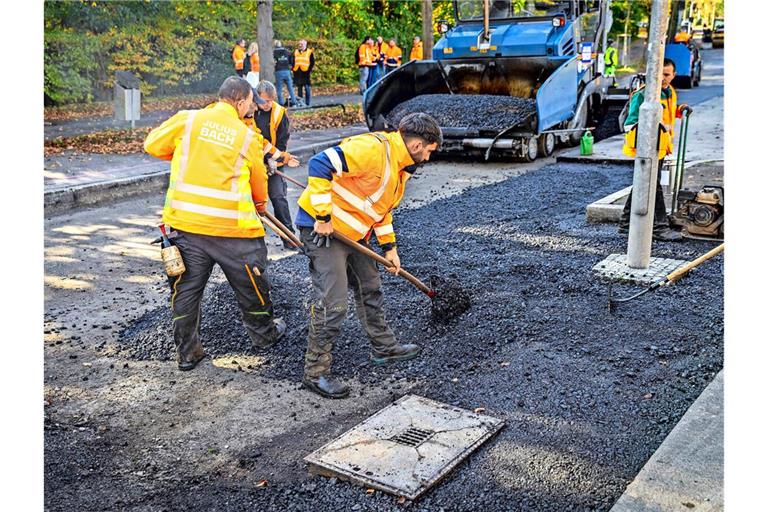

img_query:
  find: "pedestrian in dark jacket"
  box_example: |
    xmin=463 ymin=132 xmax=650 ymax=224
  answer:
xmin=274 ymin=40 xmax=298 ymax=107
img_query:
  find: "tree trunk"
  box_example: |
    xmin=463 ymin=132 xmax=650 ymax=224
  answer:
xmin=257 ymin=0 xmax=275 ymax=84
xmin=422 ymin=0 xmax=433 ymax=60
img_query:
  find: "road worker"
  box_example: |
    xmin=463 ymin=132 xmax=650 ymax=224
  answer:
xmin=293 ymin=39 xmax=315 ymax=107
xmin=144 ymin=76 xmax=286 ymax=371
xmin=357 ymin=35 xmax=375 ymax=94
xmin=384 ymin=38 xmax=402 ymax=74
xmin=619 ymin=58 xmax=692 ymax=242
xmin=294 ymin=113 xmax=443 ymax=399
xmin=410 ymin=36 xmax=423 ymax=61
xmin=232 ymin=39 xmax=247 ymax=77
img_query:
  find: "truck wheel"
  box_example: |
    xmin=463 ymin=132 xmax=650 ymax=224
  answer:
xmin=537 ymin=133 xmax=556 ymax=157
xmin=523 ymin=137 xmax=539 ymax=162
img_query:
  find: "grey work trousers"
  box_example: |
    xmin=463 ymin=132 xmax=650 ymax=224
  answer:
xmin=267 ymin=173 xmax=294 ymax=234
xmin=168 ymin=230 xmax=278 ymax=364
xmin=299 ymin=227 xmax=397 ymax=378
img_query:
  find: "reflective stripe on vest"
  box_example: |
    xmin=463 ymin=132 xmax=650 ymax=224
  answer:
xmin=293 ymin=49 xmax=312 ymax=71
xmin=330 ymin=133 xmax=392 ymax=229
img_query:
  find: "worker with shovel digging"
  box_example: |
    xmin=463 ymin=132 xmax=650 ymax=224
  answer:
xmin=294 ymin=113 xmax=442 ymax=399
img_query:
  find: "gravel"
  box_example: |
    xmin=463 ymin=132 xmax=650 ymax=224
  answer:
xmin=54 ymin=160 xmax=723 ymax=511
xmin=387 ymin=94 xmax=537 ymax=132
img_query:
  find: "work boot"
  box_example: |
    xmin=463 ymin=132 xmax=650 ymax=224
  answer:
xmin=653 ymin=228 xmax=683 ymax=242
xmin=370 ymin=344 xmax=421 ymax=366
xmin=302 ymin=374 xmax=350 ymax=399
xmin=252 ymin=317 xmax=286 ymax=351
xmin=178 ymin=353 xmax=206 ymax=372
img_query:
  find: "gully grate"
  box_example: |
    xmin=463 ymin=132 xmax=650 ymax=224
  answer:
xmin=304 ymin=395 xmax=505 ymax=500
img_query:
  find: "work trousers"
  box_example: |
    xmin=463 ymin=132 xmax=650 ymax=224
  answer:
xmin=299 ymin=227 xmax=398 ymax=378
xmin=168 ymin=231 xmax=278 ymax=364
xmin=296 ymin=84 xmax=311 ymax=106
xmin=275 ymin=70 xmax=297 ymax=106
xmin=619 ymin=159 xmax=670 ymax=232
xmin=358 ymin=66 xmax=369 ymax=95
xmin=367 ymin=64 xmax=380 ymax=88
xmin=268 ymin=173 xmax=294 ymax=234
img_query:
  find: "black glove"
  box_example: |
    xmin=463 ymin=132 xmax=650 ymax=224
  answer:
xmin=311 ymin=230 xmax=331 ymax=248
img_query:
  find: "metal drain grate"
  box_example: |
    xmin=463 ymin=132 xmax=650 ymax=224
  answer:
xmin=391 ymin=427 xmax=434 ymax=447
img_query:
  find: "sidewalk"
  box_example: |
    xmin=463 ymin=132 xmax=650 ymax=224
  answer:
xmin=44 ymin=123 xmax=368 ymax=215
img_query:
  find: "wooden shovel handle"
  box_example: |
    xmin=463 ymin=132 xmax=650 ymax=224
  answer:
xmin=666 ymin=243 xmax=724 ymax=283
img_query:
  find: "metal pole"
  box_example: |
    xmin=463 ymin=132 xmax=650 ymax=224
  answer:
xmin=626 ymin=0 xmax=670 ymax=269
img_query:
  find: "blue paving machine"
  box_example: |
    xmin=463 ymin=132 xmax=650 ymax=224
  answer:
xmin=363 ymin=0 xmax=621 ymax=160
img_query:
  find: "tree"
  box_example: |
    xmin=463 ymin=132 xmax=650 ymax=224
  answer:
xmin=257 ymin=0 xmax=275 ymax=84
xmin=422 ymin=0 xmax=433 ymax=59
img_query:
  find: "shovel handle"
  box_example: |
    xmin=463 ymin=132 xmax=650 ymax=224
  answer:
xmin=666 ymin=243 xmax=724 ymax=284
xmin=331 ymin=232 xmax=434 ymax=297
xmin=271 ymin=170 xmax=435 ymax=298
xmin=262 ymin=210 xmax=303 ymax=248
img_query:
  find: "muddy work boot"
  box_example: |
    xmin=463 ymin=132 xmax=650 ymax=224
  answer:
xmin=178 ymin=353 xmax=206 ymax=372
xmin=252 ymin=317 xmax=287 ymax=351
xmin=370 ymin=344 xmax=421 ymax=366
xmin=302 ymin=374 xmax=350 ymax=399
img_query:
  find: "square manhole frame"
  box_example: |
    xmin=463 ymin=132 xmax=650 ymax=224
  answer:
xmin=593 ymin=253 xmax=687 ymax=286
xmin=304 ymin=394 xmax=505 ymax=501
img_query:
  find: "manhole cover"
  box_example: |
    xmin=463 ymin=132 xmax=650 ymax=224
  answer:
xmin=593 ymin=253 xmax=687 ymax=285
xmin=304 ymin=394 xmax=505 ymax=500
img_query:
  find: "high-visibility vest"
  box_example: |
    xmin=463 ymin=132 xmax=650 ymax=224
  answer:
xmin=297 ymin=132 xmax=413 ymax=245
xmin=358 ymin=44 xmax=374 ymax=67
xmin=410 ymin=41 xmax=423 ymax=61
xmin=385 ymin=45 xmax=402 ymax=67
xmin=232 ymin=45 xmax=246 ymax=70
xmin=605 ymin=46 xmax=618 ymax=68
xmin=249 ymin=52 xmax=260 ymax=72
xmin=623 ymin=85 xmax=678 ymax=160
xmin=293 ymin=48 xmax=313 ymax=72
xmin=379 ymin=42 xmax=390 ymax=61
xmin=144 ymin=102 xmax=268 ymax=238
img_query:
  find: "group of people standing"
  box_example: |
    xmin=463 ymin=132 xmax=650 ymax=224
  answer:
xmin=357 ymin=35 xmax=423 ymax=95
xmin=232 ymin=39 xmax=315 ymax=108
xmin=144 ymin=74 xmax=442 ymax=399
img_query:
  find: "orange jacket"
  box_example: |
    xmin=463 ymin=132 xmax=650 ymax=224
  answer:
xmin=410 ymin=41 xmax=423 ymax=61
xmin=293 ymin=48 xmax=313 ymax=72
xmin=232 ymin=45 xmax=246 ymax=70
xmin=358 ymin=43 xmax=374 ymax=67
xmin=144 ymin=102 xmax=269 ymax=238
xmin=249 ymin=52 xmax=260 ymax=72
xmin=385 ymin=44 xmax=402 ymax=67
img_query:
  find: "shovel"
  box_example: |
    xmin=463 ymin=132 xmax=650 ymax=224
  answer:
xmin=265 ymin=173 xmax=471 ymax=322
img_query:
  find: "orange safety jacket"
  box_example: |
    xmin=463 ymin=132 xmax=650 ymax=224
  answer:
xmin=293 ymin=48 xmax=313 ymax=72
xmin=358 ymin=44 xmax=374 ymax=67
xmin=378 ymin=42 xmax=390 ymax=62
xmin=249 ymin=52 xmax=260 ymax=72
xmin=297 ymin=131 xmax=415 ymax=246
xmin=623 ymin=85 xmax=681 ymax=160
xmin=410 ymin=41 xmax=423 ymax=61
xmin=232 ymin=45 xmax=246 ymax=70
xmin=385 ymin=44 xmax=403 ymax=67
xmin=144 ymin=102 xmax=269 ymax=238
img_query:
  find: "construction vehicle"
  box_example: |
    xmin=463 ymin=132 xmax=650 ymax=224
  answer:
xmin=362 ymin=0 xmax=624 ymax=160
xmin=711 ymin=18 xmax=724 ymax=48
xmin=664 ymin=2 xmax=702 ymax=89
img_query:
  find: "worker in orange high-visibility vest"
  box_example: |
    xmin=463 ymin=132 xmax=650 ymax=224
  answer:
xmin=144 ymin=77 xmax=287 ymax=372
xmin=384 ymin=38 xmax=402 ymax=74
xmin=294 ymin=113 xmax=443 ymax=399
xmin=232 ymin=39 xmax=247 ymax=77
xmin=410 ymin=36 xmax=423 ymax=60
xmin=357 ymin=35 xmax=374 ymax=94
xmin=619 ymin=58 xmax=692 ymax=242
xmin=292 ymin=39 xmax=315 ymax=107
xmin=245 ymin=42 xmax=260 ymax=87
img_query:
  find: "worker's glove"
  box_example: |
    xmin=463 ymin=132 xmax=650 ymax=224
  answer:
xmin=267 ymin=159 xmax=278 ymax=176
xmin=310 ymin=230 xmax=332 ymax=248
xmin=680 ymin=105 xmax=693 ymax=115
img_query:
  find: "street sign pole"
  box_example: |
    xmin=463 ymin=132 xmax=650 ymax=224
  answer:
xmin=627 ymin=0 xmax=670 ymax=269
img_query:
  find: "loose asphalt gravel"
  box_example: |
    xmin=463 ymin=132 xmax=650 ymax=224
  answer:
xmin=71 ymin=159 xmax=727 ymax=512
xmin=386 ymin=94 xmax=537 ymax=132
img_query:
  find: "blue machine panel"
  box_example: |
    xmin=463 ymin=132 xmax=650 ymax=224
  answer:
xmin=664 ymin=43 xmax=693 ymax=77
xmin=536 ymin=57 xmax=578 ymax=132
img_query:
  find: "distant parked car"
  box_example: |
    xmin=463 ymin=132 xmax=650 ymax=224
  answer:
xmin=712 ymin=18 xmax=724 ymax=48
xmin=702 ymin=27 xmax=712 ymax=43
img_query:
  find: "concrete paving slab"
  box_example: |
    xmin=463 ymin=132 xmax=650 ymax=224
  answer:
xmin=593 ymin=253 xmax=687 ymax=285
xmin=304 ymin=395 xmax=504 ymax=500
xmin=610 ymin=371 xmax=723 ymax=512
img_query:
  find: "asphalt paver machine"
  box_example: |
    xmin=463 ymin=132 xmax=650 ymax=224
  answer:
xmin=363 ymin=0 xmax=625 ymax=160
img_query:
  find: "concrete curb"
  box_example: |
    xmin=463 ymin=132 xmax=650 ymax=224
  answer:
xmin=556 ymin=153 xmax=633 ymax=166
xmin=44 ymin=137 xmax=347 ymax=216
